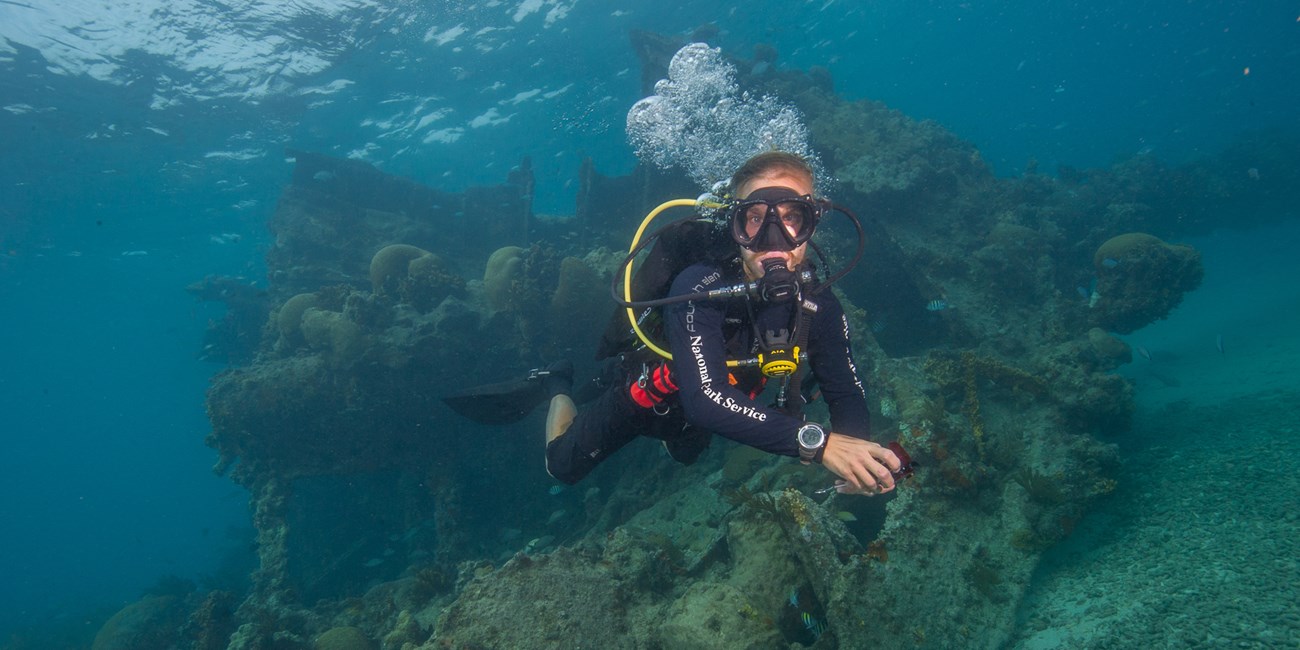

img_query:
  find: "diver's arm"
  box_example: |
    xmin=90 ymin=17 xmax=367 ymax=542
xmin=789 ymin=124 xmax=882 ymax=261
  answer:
xmin=665 ymin=267 xmax=804 ymax=456
xmin=808 ymin=292 xmax=872 ymax=439
xmin=805 ymin=292 xmax=900 ymax=493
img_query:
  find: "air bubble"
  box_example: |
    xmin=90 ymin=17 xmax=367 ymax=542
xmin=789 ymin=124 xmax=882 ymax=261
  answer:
xmin=626 ymin=43 xmax=823 ymax=193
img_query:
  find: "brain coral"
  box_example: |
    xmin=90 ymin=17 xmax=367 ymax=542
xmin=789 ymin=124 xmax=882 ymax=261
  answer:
xmin=369 ymin=244 xmax=430 ymax=296
xmin=549 ymin=256 xmax=606 ymax=329
xmin=277 ymin=292 xmax=320 ymax=344
xmin=299 ymin=308 xmax=365 ymax=367
xmin=483 ymin=245 xmax=525 ymax=312
xmin=314 ymin=626 xmax=374 ymax=650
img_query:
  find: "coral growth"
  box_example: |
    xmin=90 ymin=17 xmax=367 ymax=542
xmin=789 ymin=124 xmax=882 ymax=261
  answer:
xmin=276 ymin=292 xmax=320 ymax=346
xmin=403 ymin=250 xmax=463 ymax=311
xmin=299 ymin=308 xmax=365 ymax=368
xmin=434 ymin=549 xmax=630 ymax=649
xmin=368 ymin=244 xmax=464 ymax=312
xmin=922 ymin=350 xmax=1048 ymax=462
xmin=548 ymin=256 xmax=607 ymax=337
xmin=1013 ymin=467 xmax=1068 ymax=506
xmin=92 ymin=595 xmax=187 ymax=650
xmin=369 ymin=244 xmax=429 ymax=296
xmin=1091 ymin=232 xmax=1204 ymax=333
xmin=483 ymin=245 xmax=525 ymax=312
xmin=192 ymin=35 xmax=1284 ymax=650
xmin=313 ymin=626 xmax=374 ymax=650
xmin=659 ymin=582 xmax=784 ymax=649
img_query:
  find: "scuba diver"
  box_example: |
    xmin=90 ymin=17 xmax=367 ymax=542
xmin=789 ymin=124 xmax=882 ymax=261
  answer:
xmin=445 ymin=151 xmax=903 ymax=496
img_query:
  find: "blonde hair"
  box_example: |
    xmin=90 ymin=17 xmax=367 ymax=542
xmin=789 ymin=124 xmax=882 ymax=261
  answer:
xmin=727 ymin=151 xmax=816 ymax=196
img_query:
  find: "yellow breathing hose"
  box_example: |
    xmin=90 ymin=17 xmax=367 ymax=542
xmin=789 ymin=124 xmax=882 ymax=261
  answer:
xmin=622 ymin=198 xmax=740 ymax=365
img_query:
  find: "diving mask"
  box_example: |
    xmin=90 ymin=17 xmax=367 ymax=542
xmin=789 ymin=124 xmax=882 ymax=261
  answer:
xmin=727 ymin=186 xmax=823 ymax=252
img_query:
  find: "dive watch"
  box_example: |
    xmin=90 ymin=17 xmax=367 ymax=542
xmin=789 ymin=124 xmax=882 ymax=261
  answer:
xmin=797 ymin=422 xmax=827 ymax=465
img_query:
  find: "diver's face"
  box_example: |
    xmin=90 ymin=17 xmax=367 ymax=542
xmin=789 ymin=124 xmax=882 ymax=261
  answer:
xmin=737 ymin=170 xmax=814 ymax=281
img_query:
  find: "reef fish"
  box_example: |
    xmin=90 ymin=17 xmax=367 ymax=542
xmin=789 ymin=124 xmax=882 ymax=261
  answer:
xmin=925 ymin=299 xmax=948 ymax=311
xmin=802 ymin=612 xmax=828 ymax=638
xmin=1101 ymin=257 xmax=1120 ymax=268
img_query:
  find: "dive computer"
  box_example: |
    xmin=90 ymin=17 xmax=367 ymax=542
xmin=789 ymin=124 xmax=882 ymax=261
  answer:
xmin=797 ymin=422 xmax=827 ymax=465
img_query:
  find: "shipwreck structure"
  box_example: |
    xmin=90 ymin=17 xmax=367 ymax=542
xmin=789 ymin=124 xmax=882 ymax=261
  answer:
xmin=138 ymin=33 xmax=1297 ymax=650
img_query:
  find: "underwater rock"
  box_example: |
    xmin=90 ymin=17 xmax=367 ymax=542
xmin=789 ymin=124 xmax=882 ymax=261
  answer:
xmin=381 ymin=609 xmax=427 ymax=648
xmin=722 ymin=504 xmax=807 ymax=635
xmin=658 ymin=582 xmax=784 ymax=650
xmin=618 ymin=482 xmax=731 ymax=574
xmin=768 ymin=488 xmax=861 ymax=599
xmin=435 ymin=549 xmax=631 ymax=649
xmin=1091 ymin=233 xmax=1203 ymax=334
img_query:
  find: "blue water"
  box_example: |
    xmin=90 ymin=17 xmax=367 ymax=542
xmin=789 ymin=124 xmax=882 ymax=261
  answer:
xmin=1 ymin=0 xmax=1297 ymax=643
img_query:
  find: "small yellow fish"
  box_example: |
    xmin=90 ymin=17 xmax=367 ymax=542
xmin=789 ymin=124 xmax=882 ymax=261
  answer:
xmin=835 ymin=511 xmax=858 ymax=522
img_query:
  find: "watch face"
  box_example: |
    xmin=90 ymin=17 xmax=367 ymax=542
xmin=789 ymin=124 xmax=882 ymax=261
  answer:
xmin=798 ymin=425 xmax=825 ymax=448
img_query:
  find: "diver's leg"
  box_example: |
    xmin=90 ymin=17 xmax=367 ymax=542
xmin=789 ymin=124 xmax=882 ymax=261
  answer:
xmin=545 ymin=386 xmax=644 ymax=484
xmin=545 ymin=394 xmax=577 ymax=444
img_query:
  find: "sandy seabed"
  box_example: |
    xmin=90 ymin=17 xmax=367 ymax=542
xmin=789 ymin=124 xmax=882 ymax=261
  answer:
xmin=1013 ymin=233 xmax=1300 ymax=649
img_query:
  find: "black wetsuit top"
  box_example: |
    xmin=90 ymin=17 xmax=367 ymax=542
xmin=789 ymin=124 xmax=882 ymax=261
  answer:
xmin=665 ymin=262 xmax=872 ymax=456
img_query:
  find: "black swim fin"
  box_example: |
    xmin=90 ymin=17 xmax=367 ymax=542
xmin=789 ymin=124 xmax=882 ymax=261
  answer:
xmin=442 ymin=361 xmax=573 ymax=425
xmin=442 ymin=377 xmax=548 ymax=424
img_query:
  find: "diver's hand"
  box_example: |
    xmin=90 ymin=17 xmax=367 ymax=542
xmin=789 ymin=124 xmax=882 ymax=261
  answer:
xmin=821 ymin=433 xmax=901 ymax=496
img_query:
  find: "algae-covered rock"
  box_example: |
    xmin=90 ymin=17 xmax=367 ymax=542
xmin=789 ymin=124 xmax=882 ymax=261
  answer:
xmin=314 ymin=625 xmax=374 ymax=650
xmin=722 ymin=506 xmax=805 ymax=626
xmin=658 ymin=582 xmax=784 ymax=650
xmin=1091 ymin=232 xmax=1203 ymax=333
xmin=381 ymin=609 xmax=426 ymax=649
xmin=435 ymin=548 xmax=631 ymax=649
xmin=768 ymin=488 xmax=861 ymax=599
xmin=617 ymin=482 xmax=731 ymax=574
